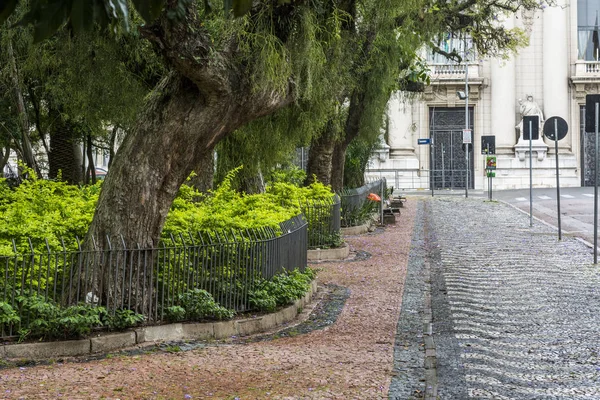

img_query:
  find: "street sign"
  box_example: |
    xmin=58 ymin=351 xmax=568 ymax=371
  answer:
xmin=417 ymin=138 xmax=431 ymax=145
xmin=585 ymin=94 xmax=600 ymax=132
xmin=481 ymin=135 xmax=495 ymax=154
xmin=486 ymin=156 xmax=497 ymax=170
xmin=462 ymin=129 xmax=472 ymax=144
xmin=543 ymin=117 xmax=568 ymax=141
xmin=523 ymin=116 xmax=539 ymax=140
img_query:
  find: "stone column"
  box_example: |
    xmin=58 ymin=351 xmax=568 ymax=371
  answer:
xmin=543 ymin=2 xmax=569 ymax=150
xmin=387 ymin=94 xmax=415 ymax=158
xmin=491 ymin=16 xmax=516 ymax=154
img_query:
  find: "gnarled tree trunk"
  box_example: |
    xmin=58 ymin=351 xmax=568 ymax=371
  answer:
xmin=304 ymin=121 xmax=337 ymax=186
xmin=81 ymin=8 xmax=294 ymax=308
xmin=48 ymin=108 xmax=83 ymax=184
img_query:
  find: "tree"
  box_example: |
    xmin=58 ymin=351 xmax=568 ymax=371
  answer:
xmin=0 ymin=6 xmax=162 ymax=184
xmin=0 ymin=0 xmax=278 ymax=41
xmin=306 ymin=0 xmax=539 ymax=191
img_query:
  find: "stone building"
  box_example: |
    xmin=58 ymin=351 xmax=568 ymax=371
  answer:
xmin=368 ymin=0 xmax=600 ymax=191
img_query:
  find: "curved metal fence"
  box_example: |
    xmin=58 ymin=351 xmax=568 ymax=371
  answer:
xmin=339 ymin=179 xmax=386 ymax=227
xmin=0 ymin=215 xmax=308 ymax=338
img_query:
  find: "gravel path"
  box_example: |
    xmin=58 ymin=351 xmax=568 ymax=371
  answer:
xmin=0 ymin=202 xmax=417 ymax=400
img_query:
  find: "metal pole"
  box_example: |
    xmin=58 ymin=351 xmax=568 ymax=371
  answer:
xmin=529 ymin=120 xmax=533 ymax=227
xmin=554 ymin=119 xmax=561 ymax=240
xmin=465 ymin=54 xmax=469 ymax=198
xmin=441 ymin=143 xmax=445 ymax=190
xmin=380 ymin=179 xmax=384 ymax=225
xmin=595 ymin=103 xmax=599 ymax=263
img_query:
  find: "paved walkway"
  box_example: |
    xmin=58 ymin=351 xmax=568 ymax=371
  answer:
xmin=395 ymin=196 xmax=600 ymax=399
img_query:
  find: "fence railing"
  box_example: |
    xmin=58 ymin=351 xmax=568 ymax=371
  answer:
xmin=301 ymin=195 xmax=341 ymax=249
xmin=0 ymin=215 xmax=308 ymax=337
xmin=339 ymin=179 xmax=386 ymax=227
xmin=365 ymin=169 xmax=474 ymax=193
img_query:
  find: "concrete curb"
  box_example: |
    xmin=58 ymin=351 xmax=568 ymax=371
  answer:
xmin=340 ymin=224 xmax=370 ymax=236
xmin=1 ymin=280 xmax=318 ymax=361
xmin=307 ymin=242 xmax=350 ymax=261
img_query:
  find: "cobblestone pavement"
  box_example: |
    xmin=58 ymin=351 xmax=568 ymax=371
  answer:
xmin=422 ymin=197 xmax=600 ymax=399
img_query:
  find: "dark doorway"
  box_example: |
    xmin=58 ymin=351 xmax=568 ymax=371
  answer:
xmin=430 ymin=107 xmax=475 ymax=190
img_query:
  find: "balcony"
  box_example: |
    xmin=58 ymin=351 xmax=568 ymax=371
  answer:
xmin=570 ymin=61 xmax=600 ymax=101
xmin=574 ymin=60 xmax=600 ymax=76
xmin=429 ymin=62 xmax=480 ymax=80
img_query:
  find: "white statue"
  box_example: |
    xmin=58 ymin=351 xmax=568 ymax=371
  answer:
xmin=516 ymin=95 xmax=544 ymax=140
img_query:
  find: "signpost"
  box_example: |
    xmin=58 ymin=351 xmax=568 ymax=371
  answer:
xmin=482 ymin=136 xmax=496 ymax=200
xmin=418 ymin=138 xmax=431 ymax=145
xmin=543 ymin=116 xmax=568 ymax=240
xmin=586 ymin=95 xmax=600 ymax=264
xmin=463 ymin=129 xmax=471 ymax=198
xmin=485 ymin=155 xmax=496 ymax=200
xmin=523 ymin=116 xmax=539 ymax=227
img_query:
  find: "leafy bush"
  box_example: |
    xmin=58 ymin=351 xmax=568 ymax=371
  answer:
xmin=103 ymin=309 xmax=145 ymax=331
xmin=16 ymin=293 xmax=105 ymax=340
xmin=248 ymin=290 xmax=277 ymax=313
xmin=0 ymin=302 xmax=20 ymax=328
xmin=177 ymin=289 xmax=235 ymax=321
xmin=164 ymin=305 xmax=186 ymax=322
xmin=341 ymin=198 xmax=379 ymax=227
xmin=249 ymin=268 xmax=316 ymax=311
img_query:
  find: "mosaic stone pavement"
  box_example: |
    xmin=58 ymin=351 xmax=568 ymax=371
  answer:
xmin=427 ymin=197 xmax=600 ymax=399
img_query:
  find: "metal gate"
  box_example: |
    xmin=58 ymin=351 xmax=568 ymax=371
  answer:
xmin=581 ymin=106 xmax=596 ymax=187
xmin=430 ymin=107 xmax=474 ymax=190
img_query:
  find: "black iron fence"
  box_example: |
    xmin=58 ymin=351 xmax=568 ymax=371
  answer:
xmin=0 ymin=215 xmax=308 ymax=336
xmin=301 ymin=195 xmax=341 ymax=249
xmin=339 ymin=179 xmax=386 ymax=227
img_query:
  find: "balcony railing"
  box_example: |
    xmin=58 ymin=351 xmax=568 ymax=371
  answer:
xmin=574 ymin=60 xmax=600 ymax=76
xmin=429 ymin=63 xmax=480 ymax=79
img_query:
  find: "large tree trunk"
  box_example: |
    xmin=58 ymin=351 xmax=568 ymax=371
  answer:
xmin=331 ymin=139 xmax=350 ymax=191
xmin=83 ymin=71 xmax=291 ymax=309
xmin=48 ymin=109 xmax=84 ymax=184
xmin=6 ymin=39 xmax=40 ymax=177
xmin=78 ymin=2 xmax=294 ymax=312
xmin=331 ymin=89 xmax=368 ymax=190
xmin=0 ymin=144 xmax=9 ymax=177
xmin=188 ymin=150 xmax=215 ymax=193
xmin=304 ymin=121 xmax=337 ymax=186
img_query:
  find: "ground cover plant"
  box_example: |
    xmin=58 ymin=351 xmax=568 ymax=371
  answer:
xmin=0 ymin=167 xmax=335 ymax=255
xmin=0 ymin=169 xmax=324 ymax=338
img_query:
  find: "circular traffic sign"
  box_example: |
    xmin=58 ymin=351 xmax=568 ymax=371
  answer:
xmin=543 ymin=116 xmax=568 ymax=141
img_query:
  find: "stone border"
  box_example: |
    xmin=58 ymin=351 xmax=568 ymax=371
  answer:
xmin=340 ymin=223 xmax=370 ymax=236
xmin=1 ymin=280 xmax=318 ymax=361
xmin=307 ymin=242 xmax=350 ymax=261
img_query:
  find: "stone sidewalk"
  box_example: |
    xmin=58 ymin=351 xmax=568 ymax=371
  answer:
xmin=391 ymin=196 xmax=600 ymax=400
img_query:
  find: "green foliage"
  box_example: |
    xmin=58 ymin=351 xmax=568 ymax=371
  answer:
xmin=0 ymin=301 xmax=20 ymax=328
xmin=265 ymin=165 xmax=307 ymax=188
xmin=16 ymin=293 xmax=105 ymax=340
xmin=249 ymin=268 xmax=315 ymax=311
xmin=344 ymin=138 xmax=378 ymax=189
xmin=0 ymin=170 xmax=100 ymax=255
xmin=164 ymin=305 xmax=186 ymax=322
xmin=341 ymin=198 xmax=379 ymax=228
xmin=248 ymin=290 xmax=277 ymax=313
xmin=176 ymin=289 xmax=234 ymax=321
xmin=164 ymin=167 xmax=335 ymax=236
xmin=103 ymin=309 xmax=145 ymax=331
xmin=0 ymin=167 xmax=335 ymax=255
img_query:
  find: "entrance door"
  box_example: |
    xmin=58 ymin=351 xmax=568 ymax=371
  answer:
xmin=581 ymin=106 xmax=596 ymax=187
xmin=430 ymin=107 xmax=474 ymax=190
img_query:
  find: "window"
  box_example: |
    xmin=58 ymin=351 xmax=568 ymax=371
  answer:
xmin=578 ymin=0 xmax=600 ymax=60
xmin=427 ymin=33 xmax=474 ymax=64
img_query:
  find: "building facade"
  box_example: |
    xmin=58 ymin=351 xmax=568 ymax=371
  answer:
xmin=368 ymin=0 xmax=600 ymax=191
